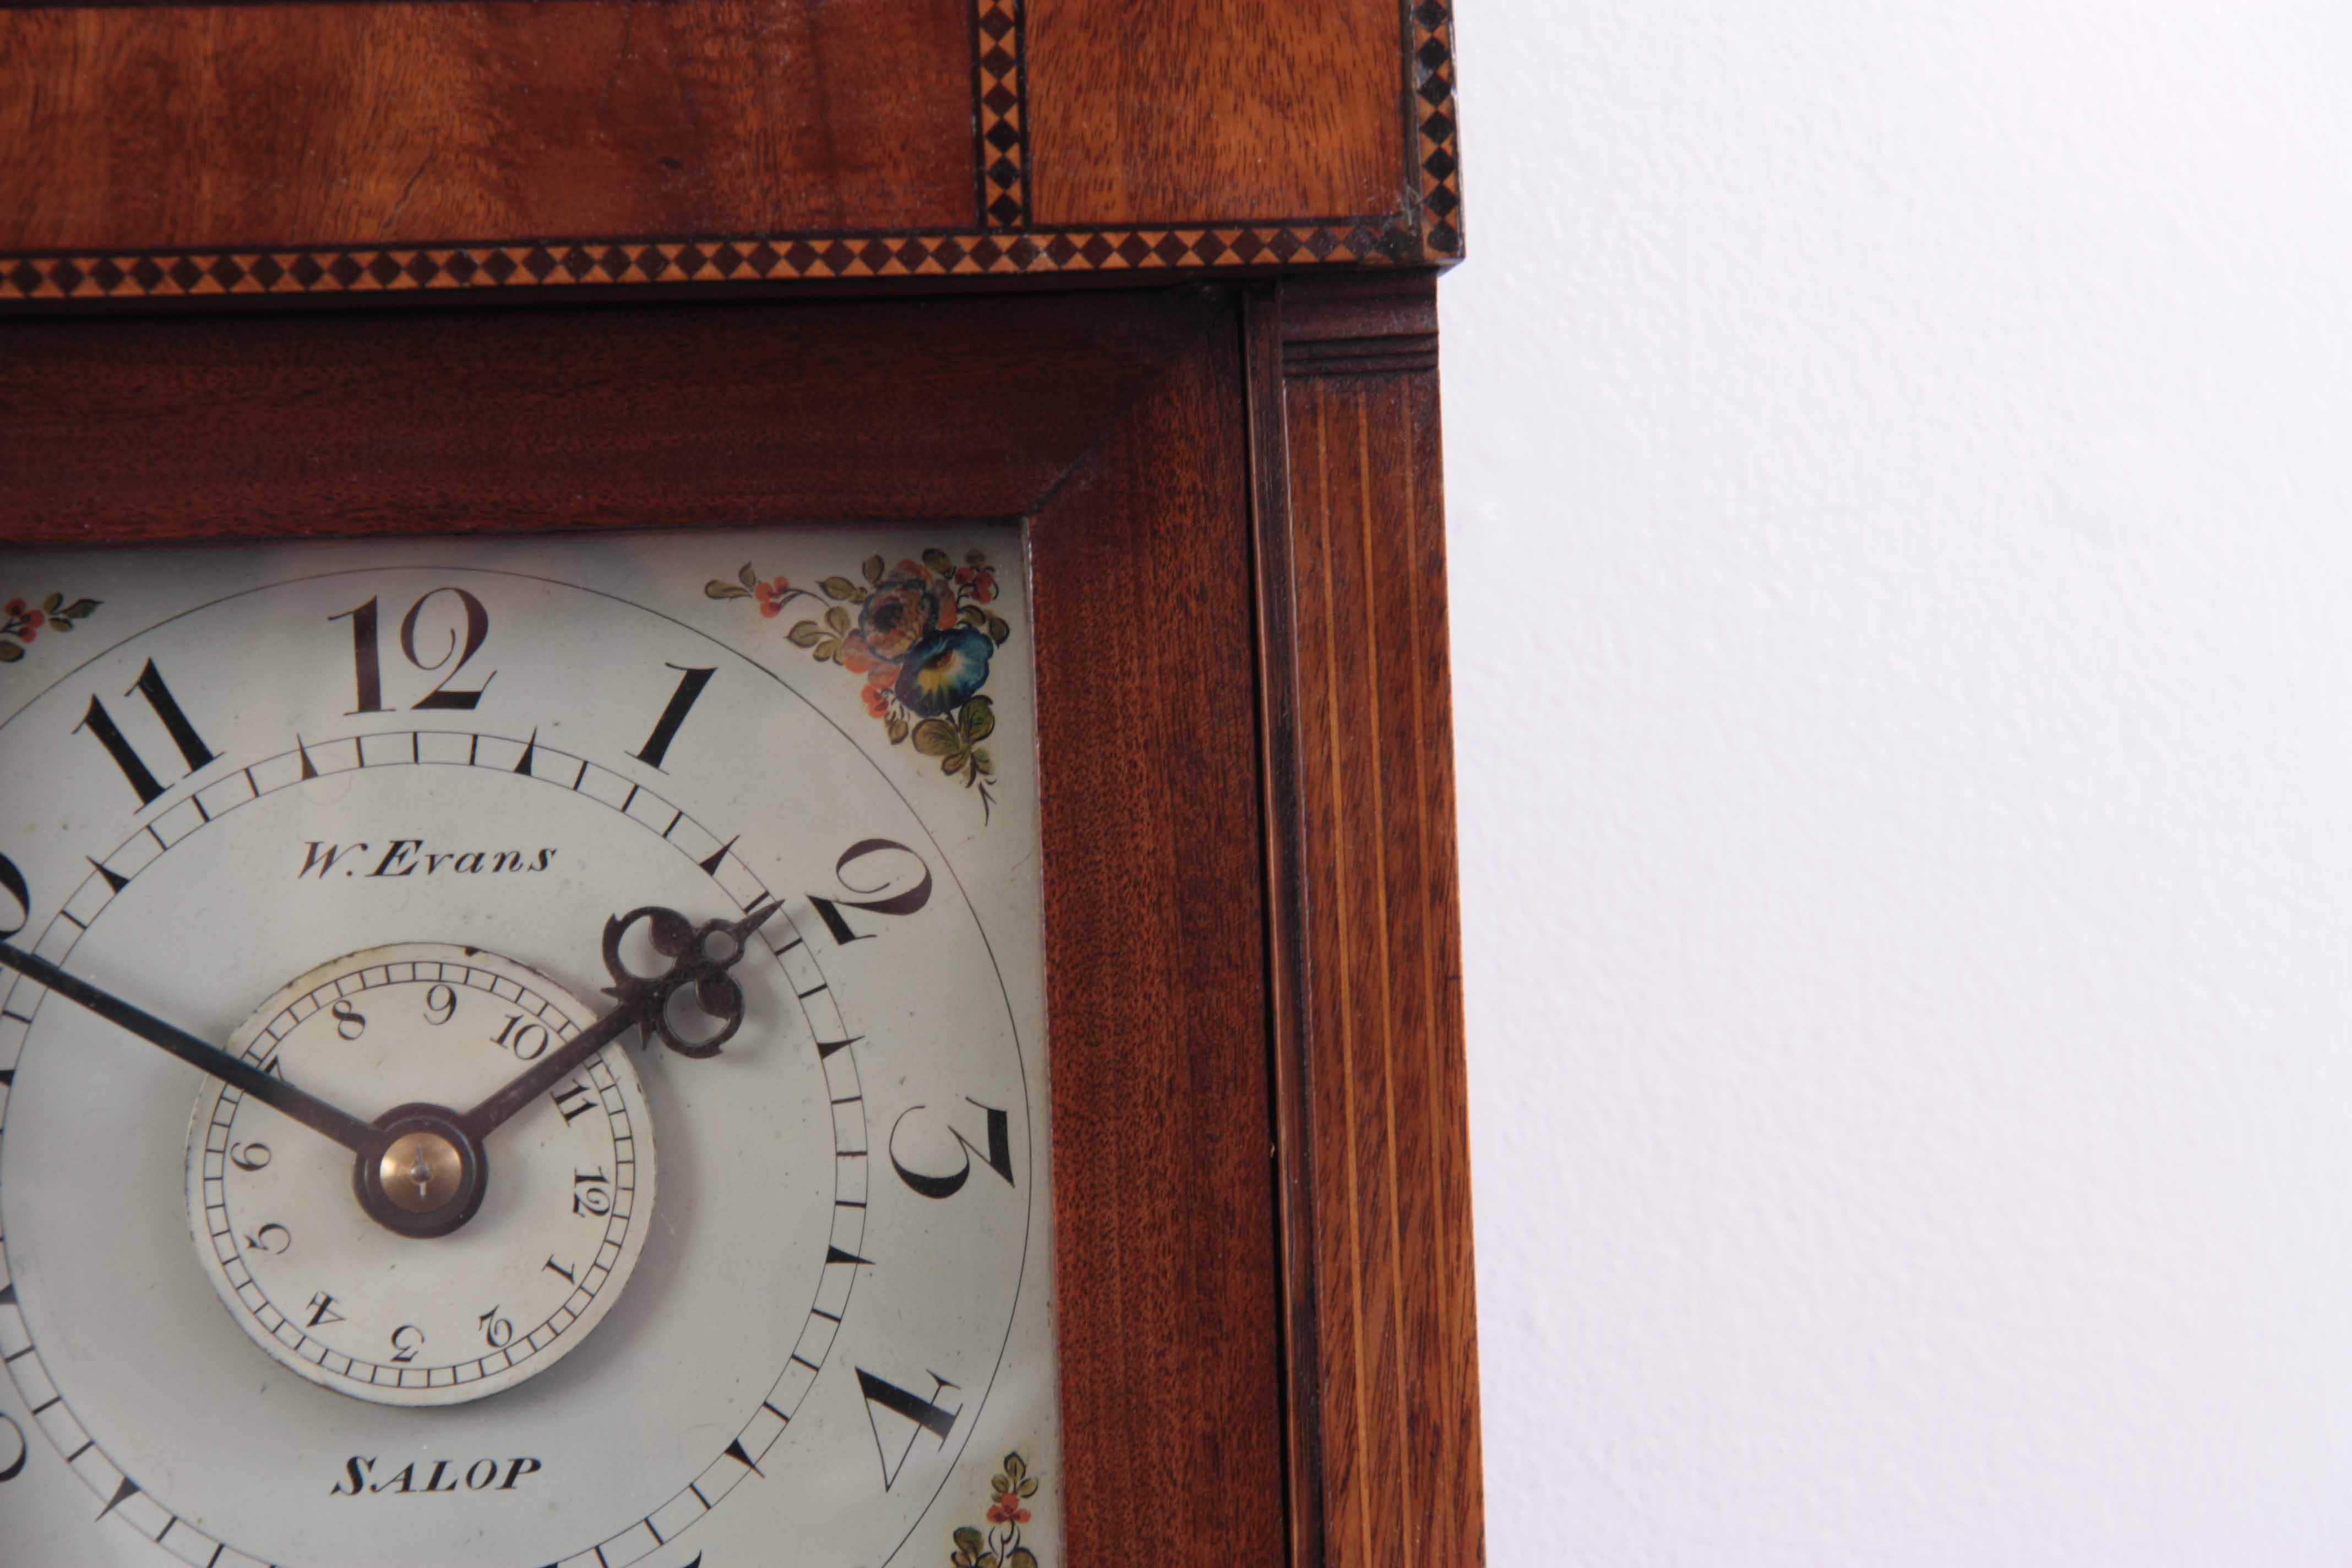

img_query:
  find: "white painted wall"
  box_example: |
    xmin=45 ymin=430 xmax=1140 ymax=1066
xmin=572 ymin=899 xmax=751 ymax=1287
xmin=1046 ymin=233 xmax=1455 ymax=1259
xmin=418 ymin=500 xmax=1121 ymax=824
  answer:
xmin=1442 ymin=4 xmax=2352 ymax=1561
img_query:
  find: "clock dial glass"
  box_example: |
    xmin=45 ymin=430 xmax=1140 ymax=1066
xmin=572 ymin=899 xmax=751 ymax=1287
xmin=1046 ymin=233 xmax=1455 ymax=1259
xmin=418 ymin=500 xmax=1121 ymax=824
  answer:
xmin=0 ymin=529 xmax=1059 ymax=1568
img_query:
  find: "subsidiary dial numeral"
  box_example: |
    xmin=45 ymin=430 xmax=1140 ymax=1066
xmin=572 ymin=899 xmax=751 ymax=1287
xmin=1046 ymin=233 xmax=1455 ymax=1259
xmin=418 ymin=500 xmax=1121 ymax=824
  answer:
xmin=74 ymin=659 xmax=217 ymax=807
xmin=329 ymin=589 xmax=496 ymax=713
xmin=571 ymin=1168 xmax=613 ymax=1217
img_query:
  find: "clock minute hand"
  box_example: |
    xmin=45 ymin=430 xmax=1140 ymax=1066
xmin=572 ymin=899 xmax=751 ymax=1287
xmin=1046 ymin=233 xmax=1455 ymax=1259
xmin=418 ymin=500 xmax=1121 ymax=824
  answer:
xmin=0 ymin=940 xmax=380 ymax=1155
xmin=459 ymin=898 xmax=782 ymax=1143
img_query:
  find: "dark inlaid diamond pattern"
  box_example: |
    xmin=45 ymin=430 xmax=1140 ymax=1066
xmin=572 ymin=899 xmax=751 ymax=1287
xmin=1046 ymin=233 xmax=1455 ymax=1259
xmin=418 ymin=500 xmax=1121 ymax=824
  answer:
xmin=972 ymin=0 xmax=1029 ymax=230
xmin=1412 ymin=0 xmax=1465 ymax=255
xmin=3 ymin=220 xmax=1418 ymax=300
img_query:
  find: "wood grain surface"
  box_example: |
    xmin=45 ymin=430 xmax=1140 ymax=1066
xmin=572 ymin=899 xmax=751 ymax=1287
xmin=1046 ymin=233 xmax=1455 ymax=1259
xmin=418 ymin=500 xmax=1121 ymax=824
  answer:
xmin=0 ymin=291 xmax=1212 ymax=541
xmin=0 ymin=0 xmax=973 ymax=253
xmin=1025 ymin=0 xmax=1403 ymax=226
xmin=1251 ymin=274 xmax=1485 ymax=1568
xmin=1030 ymin=304 xmax=1290 ymax=1566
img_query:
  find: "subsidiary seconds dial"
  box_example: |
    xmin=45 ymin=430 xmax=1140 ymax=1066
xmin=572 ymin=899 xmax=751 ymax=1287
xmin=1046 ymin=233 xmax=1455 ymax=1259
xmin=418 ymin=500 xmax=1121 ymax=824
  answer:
xmin=189 ymin=946 xmax=654 ymax=1406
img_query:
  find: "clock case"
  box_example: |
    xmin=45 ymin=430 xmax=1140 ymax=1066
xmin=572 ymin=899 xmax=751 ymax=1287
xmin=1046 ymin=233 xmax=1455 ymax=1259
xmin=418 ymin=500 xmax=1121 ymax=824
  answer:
xmin=0 ymin=4 xmax=1483 ymax=1564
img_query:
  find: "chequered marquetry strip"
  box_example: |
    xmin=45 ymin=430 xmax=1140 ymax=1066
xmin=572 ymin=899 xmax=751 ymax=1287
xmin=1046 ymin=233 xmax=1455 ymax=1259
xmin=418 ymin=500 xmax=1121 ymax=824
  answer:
xmin=974 ymin=0 xmax=1029 ymax=230
xmin=1411 ymin=0 xmax=1463 ymax=256
xmin=0 ymin=221 xmax=1419 ymax=301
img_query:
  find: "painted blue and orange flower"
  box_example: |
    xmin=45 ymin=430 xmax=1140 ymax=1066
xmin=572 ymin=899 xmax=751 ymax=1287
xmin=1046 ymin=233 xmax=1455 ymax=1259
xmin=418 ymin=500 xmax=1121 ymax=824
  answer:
xmin=896 ymin=627 xmax=993 ymax=717
xmin=709 ymin=548 xmax=1012 ymax=820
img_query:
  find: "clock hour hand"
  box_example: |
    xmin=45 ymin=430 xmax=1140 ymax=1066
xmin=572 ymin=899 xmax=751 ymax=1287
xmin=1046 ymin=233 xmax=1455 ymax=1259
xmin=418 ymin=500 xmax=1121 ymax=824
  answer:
xmin=459 ymin=898 xmax=781 ymax=1142
xmin=0 ymin=940 xmax=380 ymax=1154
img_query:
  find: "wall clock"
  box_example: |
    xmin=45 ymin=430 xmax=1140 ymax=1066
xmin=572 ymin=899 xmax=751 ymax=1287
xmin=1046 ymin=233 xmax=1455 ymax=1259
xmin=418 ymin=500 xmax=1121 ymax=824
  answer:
xmin=0 ymin=4 xmax=1480 ymax=1567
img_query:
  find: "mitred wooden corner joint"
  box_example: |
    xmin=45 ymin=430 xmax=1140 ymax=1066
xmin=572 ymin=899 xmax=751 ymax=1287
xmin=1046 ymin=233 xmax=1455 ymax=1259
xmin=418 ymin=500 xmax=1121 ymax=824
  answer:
xmin=0 ymin=3 xmax=1480 ymax=1565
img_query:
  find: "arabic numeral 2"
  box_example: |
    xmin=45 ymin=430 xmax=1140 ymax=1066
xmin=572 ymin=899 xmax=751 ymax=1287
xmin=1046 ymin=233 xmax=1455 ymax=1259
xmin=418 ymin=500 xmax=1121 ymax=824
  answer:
xmin=807 ymin=839 xmax=932 ymax=946
xmin=389 ymin=1325 xmax=426 ymax=1364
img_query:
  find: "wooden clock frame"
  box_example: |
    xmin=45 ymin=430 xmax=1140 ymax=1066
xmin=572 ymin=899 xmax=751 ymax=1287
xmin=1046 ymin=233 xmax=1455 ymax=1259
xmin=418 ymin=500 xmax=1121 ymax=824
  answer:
xmin=0 ymin=5 xmax=1482 ymax=1566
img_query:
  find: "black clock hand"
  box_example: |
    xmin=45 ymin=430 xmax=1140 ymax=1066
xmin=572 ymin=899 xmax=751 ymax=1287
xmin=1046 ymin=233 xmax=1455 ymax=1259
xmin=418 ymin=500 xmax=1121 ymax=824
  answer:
xmin=0 ymin=940 xmax=380 ymax=1154
xmin=459 ymin=898 xmax=781 ymax=1142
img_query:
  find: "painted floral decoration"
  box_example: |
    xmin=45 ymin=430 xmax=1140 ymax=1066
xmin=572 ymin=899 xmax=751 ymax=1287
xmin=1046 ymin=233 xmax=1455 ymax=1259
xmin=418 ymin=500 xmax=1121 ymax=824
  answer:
xmin=710 ymin=549 xmax=1012 ymax=819
xmin=1 ymin=591 xmax=100 ymax=663
xmin=949 ymin=1451 xmax=1041 ymax=1568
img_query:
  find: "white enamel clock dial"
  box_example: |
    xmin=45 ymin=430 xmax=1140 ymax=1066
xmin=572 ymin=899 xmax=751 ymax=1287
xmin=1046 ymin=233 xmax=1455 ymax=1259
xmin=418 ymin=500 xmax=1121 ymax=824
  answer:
xmin=0 ymin=529 xmax=1059 ymax=1568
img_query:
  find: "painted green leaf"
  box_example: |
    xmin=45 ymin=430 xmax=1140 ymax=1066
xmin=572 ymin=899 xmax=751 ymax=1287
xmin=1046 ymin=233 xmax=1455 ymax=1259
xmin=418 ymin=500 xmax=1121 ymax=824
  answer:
xmin=819 ymin=575 xmax=859 ymax=600
xmin=922 ymin=547 xmax=954 ymax=577
xmin=0 ymin=641 xmax=21 ymax=662
xmin=966 ymin=547 xmax=989 ymax=567
xmin=1018 ymin=1478 xmax=1037 ymax=1496
xmin=705 ymin=580 xmax=752 ymax=600
xmin=63 ymin=598 xmax=99 ymax=618
xmin=987 ymin=613 xmax=1011 ymax=646
xmin=960 ymin=605 xmax=988 ymax=628
xmin=1006 ymin=1550 xmax=1037 ymax=1568
xmin=48 ymin=618 xmax=71 ymax=632
xmin=863 ymin=554 xmax=887 ymax=586
xmin=815 ymin=638 xmax=842 ymax=663
xmin=971 ymin=748 xmax=994 ymax=777
xmin=40 ymin=592 xmax=60 ymax=613
xmin=825 ymin=605 xmax=853 ymax=635
xmin=943 ymin=751 xmax=966 ymax=776
xmin=737 ymin=562 xmax=759 ymax=591
xmin=787 ymin=620 xmax=825 ymax=647
xmin=960 ymin=696 xmax=995 ymax=742
xmin=991 ymin=1474 xmax=1010 ymax=1497
xmin=912 ymin=718 xmax=962 ymax=758
xmin=886 ymin=714 xmax=910 ymax=745
xmin=954 ymin=1527 xmax=984 ymax=1555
